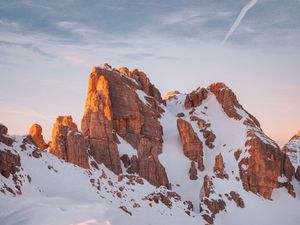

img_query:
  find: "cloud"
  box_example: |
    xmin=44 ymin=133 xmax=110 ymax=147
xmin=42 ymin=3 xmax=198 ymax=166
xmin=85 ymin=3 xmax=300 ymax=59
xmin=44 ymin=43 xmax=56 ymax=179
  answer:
xmin=0 ymin=20 xmax=19 ymax=28
xmin=0 ymin=40 xmax=54 ymax=58
xmin=222 ymin=0 xmax=258 ymax=44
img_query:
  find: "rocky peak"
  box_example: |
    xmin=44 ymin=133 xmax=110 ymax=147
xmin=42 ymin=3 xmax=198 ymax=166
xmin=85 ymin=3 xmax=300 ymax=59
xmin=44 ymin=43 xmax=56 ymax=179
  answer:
xmin=50 ymin=115 xmax=89 ymax=169
xmin=118 ymin=66 xmax=163 ymax=103
xmin=282 ymin=130 xmax=300 ymax=181
xmin=0 ymin=123 xmax=13 ymax=147
xmin=0 ymin=123 xmax=8 ymax=135
xmin=184 ymin=87 xmax=208 ymax=109
xmin=82 ymin=64 xmax=169 ymax=187
xmin=28 ymin=124 xmax=48 ymax=150
xmin=163 ymin=91 xmax=181 ymax=101
xmin=208 ymin=82 xmax=243 ymax=120
xmin=209 ymin=82 xmax=261 ymax=128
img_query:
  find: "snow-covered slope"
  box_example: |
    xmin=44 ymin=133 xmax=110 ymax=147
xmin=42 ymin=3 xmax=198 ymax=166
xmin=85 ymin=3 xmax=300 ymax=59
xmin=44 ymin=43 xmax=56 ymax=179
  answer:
xmin=283 ymin=132 xmax=300 ymax=169
xmin=159 ymin=89 xmax=300 ymax=225
xmin=0 ymin=135 xmax=197 ymax=225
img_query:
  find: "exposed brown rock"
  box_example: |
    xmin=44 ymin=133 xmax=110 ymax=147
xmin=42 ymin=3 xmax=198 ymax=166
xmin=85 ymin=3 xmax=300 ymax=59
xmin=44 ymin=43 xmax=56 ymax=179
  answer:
xmin=240 ymin=131 xmax=295 ymax=199
xmin=177 ymin=118 xmax=204 ymax=171
xmin=229 ymin=191 xmax=245 ymax=208
xmin=0 ymin=124 xmax=14 ymax=147
xmin=127 ymin=155 xmax=139 ymax=174
xmin=202 ymin=130 xmax=216 ymax=149
xmin=119 ymin=206 xmax=132 ymax=216
xmin=282 ymin=131 xmax=300 ymax=181
xmin=82 ymin=65 xmax=169 ymax=187
xmin=214 ymin=153 xmax=229 ymax=179
xmin=143 ymin=190 xmax=182 ymax=209
xmin=208 ymin=82 xmax=242 ymax=120
xmin=0 ymin=123 xmax=8 ymax=135
xmin=184 ymin=87 xmax=208 ymax=109
xmin=201 ymin=175 xmax=226 ymax=224
xmin=190 ymin=116 xmax=210 ymax=130
xmin=120 ymin=154 xmax=131 ymax=168
xmin=189 ymin=161 xmax=198 ymax=180
xmin=119 ymin=67 xmax=163 ymax=103
xmin=203 ymin=198 xmax=226 ymax=224
xmin=177 ymin=112 xmax=185 ymax=118
xmin=202 ymin=175 xmax=214 ymax=197
xmin=50 ymin=116 xmax=89 ymax=169
xmin=208 ymin=82 xmax=261 ymax=128
xmin=163 ymin=91 xmax=180 ymax=101
xmin=234 ymin=149 xmax=242 ymax=161
xmin=0 ymin=150 xmax=21 ymax=178
xmin=29 ymin=124 xmax=48 ymax=150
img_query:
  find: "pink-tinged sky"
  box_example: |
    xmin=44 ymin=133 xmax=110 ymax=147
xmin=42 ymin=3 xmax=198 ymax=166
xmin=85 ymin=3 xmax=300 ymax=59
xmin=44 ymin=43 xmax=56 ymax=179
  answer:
xmin=0 ymin=0 xmax=299 ymax=146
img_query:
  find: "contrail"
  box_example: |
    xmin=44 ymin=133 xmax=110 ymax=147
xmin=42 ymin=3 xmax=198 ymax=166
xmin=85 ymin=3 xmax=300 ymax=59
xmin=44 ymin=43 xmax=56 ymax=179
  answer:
xmin=222 ymin=0 xmax=258 ymax=44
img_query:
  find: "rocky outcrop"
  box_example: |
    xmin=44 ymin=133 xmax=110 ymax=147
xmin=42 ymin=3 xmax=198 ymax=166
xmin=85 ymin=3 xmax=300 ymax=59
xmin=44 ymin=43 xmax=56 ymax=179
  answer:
xmin=50 ymin=116 xmax=89 ymax=169
xmin=0 ymin=124 xmax=8 ymax=135
xmin=200 ymin=175 xmax=226 ymax=224
xmin=282 ymin=131 xmax=300 ymax=181
xmin=177 ymin=118 xmax=204 ymax=171
xmin=184 ymin=87 xmax=208 ymax=109
xmin=189 ymin=161 xmax=198 ymax=180
xmin=0 ymin=150 xmax=21 ymax=178
xmin=213 ymin=153 xmax=228 ymax=179
xmin=163 ymin=91 xmax=180 ymax=101
xmin=28 ymin=124 xmax=48 ymax=150
xmin=202 ymin=130 xmax=216 ymax=149
xmin=0 ymin=124 xmax=14 ymax=147
xmin=208 ymin=82 xmax=242 ymax=120
xmin=239 ymin=131 xmax=295 ymax=199
xmin=227 ymin=191 xmax=245 ymax=208
xmin=208 ymin=83 xmax=260 ymax=128
xmin=82 ymin=65 xmax=169 ymax=187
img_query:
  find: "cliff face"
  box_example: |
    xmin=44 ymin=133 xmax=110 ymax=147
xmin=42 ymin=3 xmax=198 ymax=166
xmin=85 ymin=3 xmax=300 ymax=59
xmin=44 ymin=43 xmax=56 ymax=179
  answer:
xmin=282 ymin=131 xmax=300 ymax=181
xmin=29 ymin=124 xmax=48 ymax=150
xmin=50 ymin=116 xmax=89 ymax=169
xmin=81 ymin=64 xmax=169 ymax=187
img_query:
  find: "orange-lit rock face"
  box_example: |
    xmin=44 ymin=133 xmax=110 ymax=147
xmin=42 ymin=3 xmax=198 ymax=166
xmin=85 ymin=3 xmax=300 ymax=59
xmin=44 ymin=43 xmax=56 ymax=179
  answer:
xmin=28 ymin=124 xmax=48 ymax=150
xmin=239 ymin=131 xmax=295 ymax=199
xmin=163 ymin=91 xmax=180 ymax=101
xmin=119 ymin=67 xmax=163 ymax=103
xmin=208 ymin=82 xmax=242 ymax=120
xmin=82 ymin=70 xmax=121 ymax=174
xmin=184 ymin=87 xmax=208 ymax=109
xmin=82 ymin=65 xmax=169 ymax=187
xmin=213 ymin=153 xmax=228 ymax=179
xmin=208 ymin=82 xmax=260 ymax=127
xmin=50 ymin=116 xmax=89 ymax=169
xmin=177 ymin=118 xmax=204 ymax=171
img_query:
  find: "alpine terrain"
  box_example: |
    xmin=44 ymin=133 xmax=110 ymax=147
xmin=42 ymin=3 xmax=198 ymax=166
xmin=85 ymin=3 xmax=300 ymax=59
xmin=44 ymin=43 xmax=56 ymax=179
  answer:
xmin=1 ymin=64 xmax=299 ymax=225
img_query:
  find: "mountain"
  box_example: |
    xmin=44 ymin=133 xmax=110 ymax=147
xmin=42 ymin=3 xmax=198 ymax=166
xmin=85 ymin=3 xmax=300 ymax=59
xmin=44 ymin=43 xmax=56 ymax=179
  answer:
xmin=282 ymin=131 xmax=300 ymax=181
xmin=1 ymin=64 xmax=299 ymax=225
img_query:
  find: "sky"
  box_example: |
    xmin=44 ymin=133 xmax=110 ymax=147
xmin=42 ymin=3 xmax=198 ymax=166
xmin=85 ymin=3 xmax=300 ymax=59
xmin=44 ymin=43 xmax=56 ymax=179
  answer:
xmin=0 ymin=0 xmax=299 ymax=146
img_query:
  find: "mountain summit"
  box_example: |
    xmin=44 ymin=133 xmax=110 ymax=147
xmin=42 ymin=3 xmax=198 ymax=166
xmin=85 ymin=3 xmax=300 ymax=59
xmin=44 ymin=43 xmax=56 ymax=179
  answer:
xmin=0 ymin=64 xmax=299 ymax=225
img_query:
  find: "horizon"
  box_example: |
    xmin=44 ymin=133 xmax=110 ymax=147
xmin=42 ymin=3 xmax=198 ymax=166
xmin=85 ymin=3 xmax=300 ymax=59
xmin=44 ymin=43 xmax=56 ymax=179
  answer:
xmin=1 ymin=0 xmax=299 ymax=146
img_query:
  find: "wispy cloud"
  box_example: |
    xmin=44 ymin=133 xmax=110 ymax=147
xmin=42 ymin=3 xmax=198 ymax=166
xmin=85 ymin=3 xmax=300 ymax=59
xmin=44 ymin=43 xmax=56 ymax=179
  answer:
xmin=222 ymin=0 xmax=258 ymax=44
xmin=0 ymin=40 xmax=54 ymax=58
xmin=0 ymin=20 xmax=19 ymax=28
